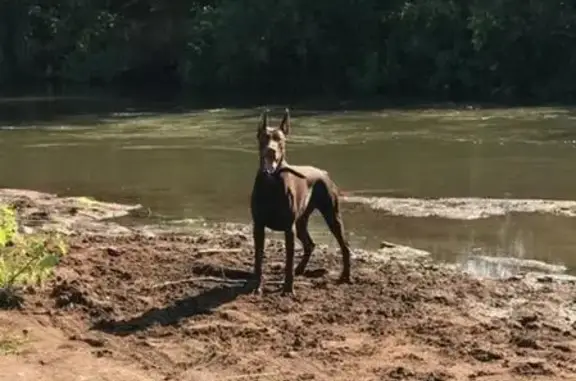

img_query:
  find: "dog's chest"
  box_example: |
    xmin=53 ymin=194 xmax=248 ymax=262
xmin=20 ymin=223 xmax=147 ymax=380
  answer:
xmin=251 ymin=174 xmax=296 ymax=229
xmin=253 ymin=175 xmax=289 ymax=208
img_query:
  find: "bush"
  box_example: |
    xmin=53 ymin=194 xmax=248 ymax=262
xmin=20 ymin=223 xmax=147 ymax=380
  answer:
xmin=2 ymin=0 xmax=576 ymax=102
xmin=0 ymin=205 xmax=68 ymax=307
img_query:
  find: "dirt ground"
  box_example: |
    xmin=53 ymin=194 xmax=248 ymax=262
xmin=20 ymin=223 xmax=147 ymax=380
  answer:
xmin=0 ymin=189 xmax=575 ymax=381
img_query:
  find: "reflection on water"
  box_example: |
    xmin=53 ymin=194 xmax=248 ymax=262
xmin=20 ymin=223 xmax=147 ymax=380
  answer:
xmin=1 ymin=95 xmax=576 ymax=274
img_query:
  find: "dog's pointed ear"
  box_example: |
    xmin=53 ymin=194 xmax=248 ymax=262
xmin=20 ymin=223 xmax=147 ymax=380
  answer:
xmin=279 ymin=108 xmax=291 ymax=136
xmin=258 ymin=109 xmax=269 ymax=137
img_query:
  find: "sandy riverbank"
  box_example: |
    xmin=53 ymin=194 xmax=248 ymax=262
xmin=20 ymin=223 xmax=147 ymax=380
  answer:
xmin=0 ymin=188 xmax=574 ymax=381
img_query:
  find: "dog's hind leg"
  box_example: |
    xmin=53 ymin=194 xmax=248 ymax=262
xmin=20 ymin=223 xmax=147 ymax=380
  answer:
xmin=318 ymin=187 xmax=352 ymax=283
xmin=295 ymin=209 xmax=316 ymax=276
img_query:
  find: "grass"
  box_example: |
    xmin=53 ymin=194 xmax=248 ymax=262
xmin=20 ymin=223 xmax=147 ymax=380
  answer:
xmin=0 ymin=205 xmax=68 ymax=308
xmin=0 ymin=334 xmax=26 ymax=355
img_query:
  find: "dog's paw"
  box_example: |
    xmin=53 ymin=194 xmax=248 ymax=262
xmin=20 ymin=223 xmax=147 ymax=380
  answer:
xmin=280 ymin=286 xmax=296 ymax=297
xmin=336 ymin=274 xmax=352 ymax=285
xmin=248 ymin=278 xmax=263 ymax=296
xmin=251 ymin=287 xmax=263 ymax=296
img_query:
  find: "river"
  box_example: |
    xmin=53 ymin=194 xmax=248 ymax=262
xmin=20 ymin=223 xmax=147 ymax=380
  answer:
xmin=1 ymin=95 xmax=576 ymax=277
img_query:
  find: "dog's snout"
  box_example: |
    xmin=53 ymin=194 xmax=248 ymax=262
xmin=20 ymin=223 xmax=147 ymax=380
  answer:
xmin=261 ymin=144 xmax=280 ymax=174
xmin=264 ymin=146 xmax=277 ymax=159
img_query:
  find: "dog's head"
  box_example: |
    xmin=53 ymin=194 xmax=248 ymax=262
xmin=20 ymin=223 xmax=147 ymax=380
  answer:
xmin=257 ymin=108 xmax=290 ymax=175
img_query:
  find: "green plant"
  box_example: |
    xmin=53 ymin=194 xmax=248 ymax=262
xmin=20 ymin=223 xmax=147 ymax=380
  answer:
xmin=0 ymin=206 xmax=17 ymax=248
xmin=0 ymin=334 xmax=26 ymax=355
xmin=0 ymin=205 xmax=68 ymax=292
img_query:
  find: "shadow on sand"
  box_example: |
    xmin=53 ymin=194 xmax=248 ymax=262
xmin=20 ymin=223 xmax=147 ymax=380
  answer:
xmin=91 ymin=266 xmax=256 ymax=336
xmin=90 ymin=263 xmax=329 ymax=336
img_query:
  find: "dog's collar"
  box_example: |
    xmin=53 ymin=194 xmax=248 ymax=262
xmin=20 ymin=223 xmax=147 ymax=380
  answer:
xmin=262 ymin=165 xmax=285 ymax=178
xmin=262 ymin=163 xmax=307 ymax=179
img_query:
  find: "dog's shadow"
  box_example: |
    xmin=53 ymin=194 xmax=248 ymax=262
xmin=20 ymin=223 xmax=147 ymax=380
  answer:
xmin=91 ymin=265 xmax=327 ymax=336
xmin=91 ymin=267 xmax=256 ymax=336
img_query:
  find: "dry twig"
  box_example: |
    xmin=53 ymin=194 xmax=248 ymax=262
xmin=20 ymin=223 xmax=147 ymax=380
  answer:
xmin=150 ymin=277 xmax=311 ymax=290
xmin=198 ymin=248 xmax=243 ymax=255
xmin=222 ymin=371 xmax=286 ymax=380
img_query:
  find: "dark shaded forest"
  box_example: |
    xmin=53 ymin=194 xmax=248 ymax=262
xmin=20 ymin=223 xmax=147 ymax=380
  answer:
xmin=0 ymin=0 xmax=575 ymax=102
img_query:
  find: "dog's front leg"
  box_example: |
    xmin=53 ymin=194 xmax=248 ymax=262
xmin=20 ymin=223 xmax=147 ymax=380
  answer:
xmin=253 ymin=223 xmax=265 ymax=295
xmin=282 ymin=225 xmax=296 ymax=296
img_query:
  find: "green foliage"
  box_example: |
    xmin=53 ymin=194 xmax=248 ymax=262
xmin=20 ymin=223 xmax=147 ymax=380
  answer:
xmin=0 ymin=333 xmax=26 ymax=355
xmin=0 ymin=206 xmax=17 ymax=248
xmin=0 ymin=206 xmax=67 ymax=290
xmin=1 ymin=0 xmax=576 ymax=101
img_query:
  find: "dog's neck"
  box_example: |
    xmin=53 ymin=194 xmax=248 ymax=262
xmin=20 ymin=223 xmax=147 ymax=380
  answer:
xmin=276 ymin=155 xmax=288 ymax=172
xmin=259 ymin=156 xmax=307 ymax=180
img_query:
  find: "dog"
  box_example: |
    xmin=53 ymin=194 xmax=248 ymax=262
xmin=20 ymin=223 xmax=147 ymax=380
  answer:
xmin=250 ymin=108 xmax=352 ymax=296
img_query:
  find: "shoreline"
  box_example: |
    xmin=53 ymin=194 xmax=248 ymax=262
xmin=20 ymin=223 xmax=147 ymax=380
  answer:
xmin=1 ymin=187 xmax=574 ymax=284
xmin=0 ymin=187 xmax=575 ymax=380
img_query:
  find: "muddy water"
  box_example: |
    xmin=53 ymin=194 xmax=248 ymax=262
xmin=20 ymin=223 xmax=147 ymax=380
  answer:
xmin=1 ymin=96 xmax=576 ymax=275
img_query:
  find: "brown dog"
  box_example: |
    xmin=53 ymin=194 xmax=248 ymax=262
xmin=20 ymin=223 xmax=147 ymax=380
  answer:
xmin=250 ymin=108 xmax=352 ymax=296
